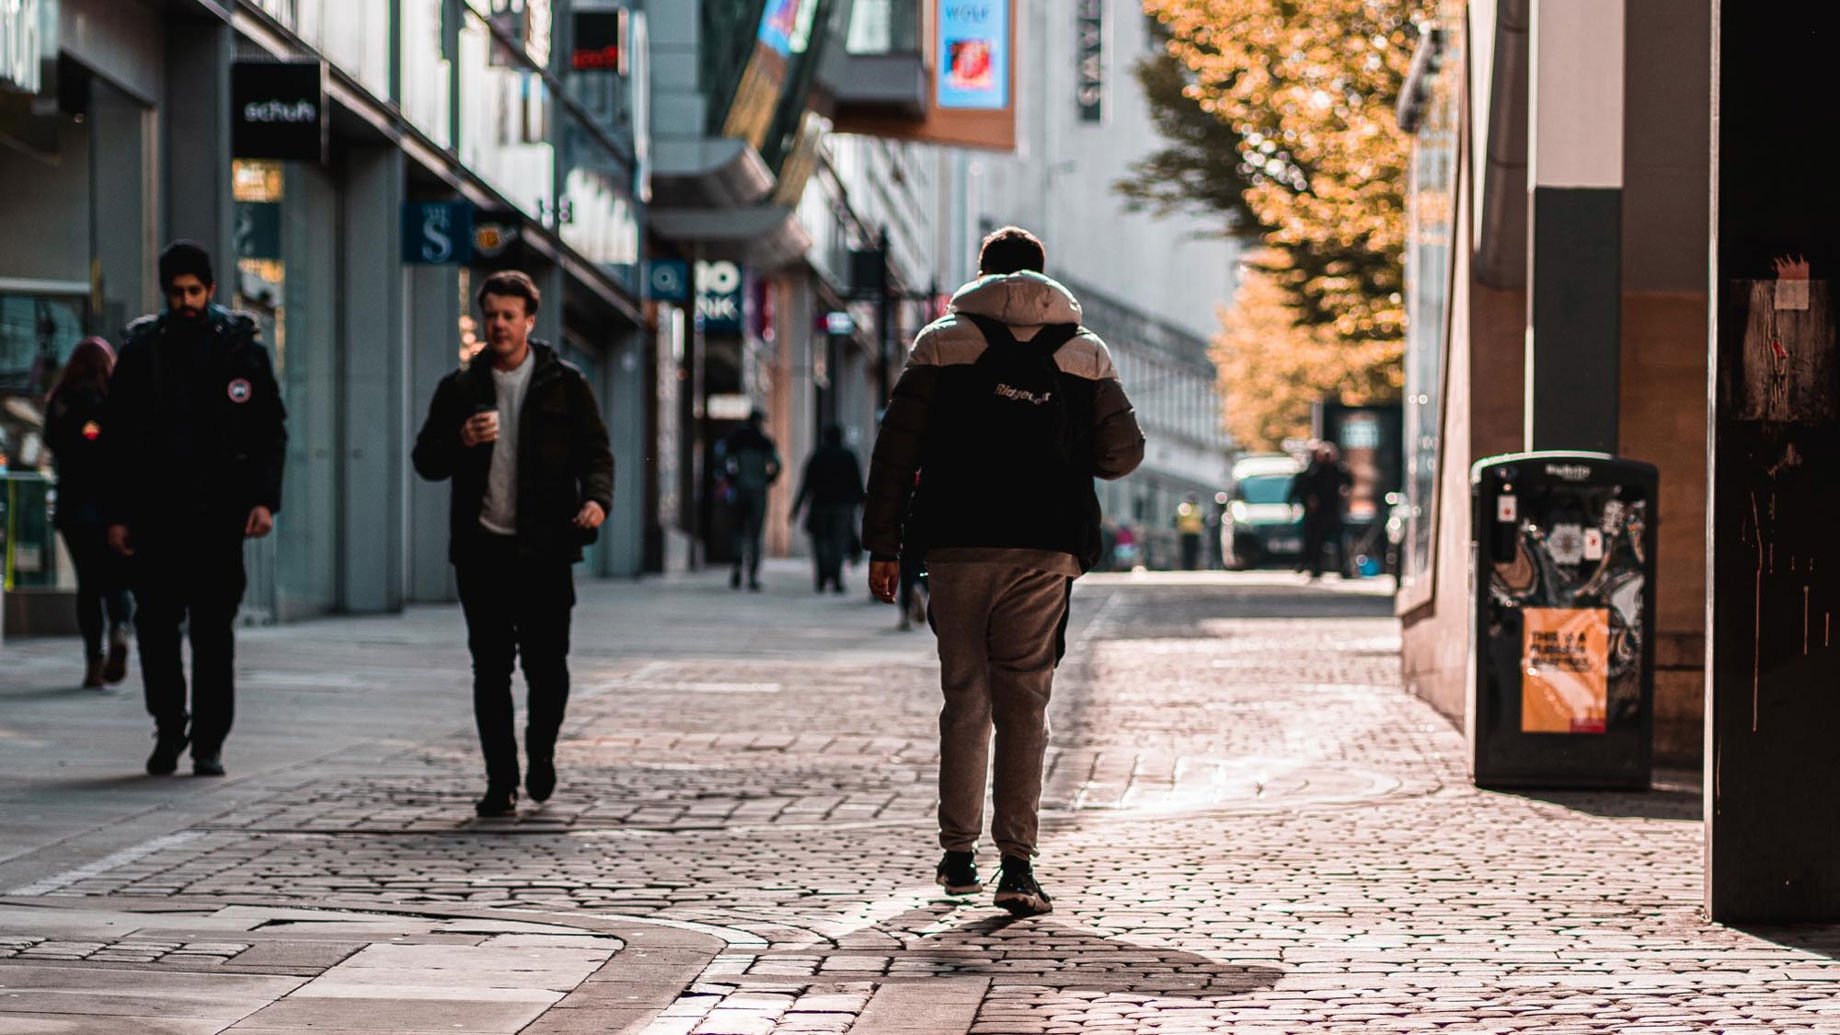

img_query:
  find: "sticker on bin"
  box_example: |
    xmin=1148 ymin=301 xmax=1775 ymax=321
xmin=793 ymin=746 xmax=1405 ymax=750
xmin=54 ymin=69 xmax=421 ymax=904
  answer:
xmin=1496 ymin=495 xmax=1517 ymax=524
xmin=1583 ymin=528 xmax=1605 ymax=561
xmin=1521 ymin=607 xmax=1609 ymax=734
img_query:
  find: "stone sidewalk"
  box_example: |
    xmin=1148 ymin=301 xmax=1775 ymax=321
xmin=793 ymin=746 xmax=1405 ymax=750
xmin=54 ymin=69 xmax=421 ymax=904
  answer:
xmin=0 ymin=563 xmax=1836 ymax=1033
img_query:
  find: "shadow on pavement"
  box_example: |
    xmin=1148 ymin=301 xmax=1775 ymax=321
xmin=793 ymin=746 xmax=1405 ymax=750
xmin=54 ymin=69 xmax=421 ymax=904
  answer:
xmin=1086 ymin=581 xmax=1397 ymax=637
xmin=1516 ymin=784 xmax=1703 ymax=822
xmin=871 ymin=904 xmax=1286 ymax=997
xmin=1737 ymin=924 xmax=1840 ymax=962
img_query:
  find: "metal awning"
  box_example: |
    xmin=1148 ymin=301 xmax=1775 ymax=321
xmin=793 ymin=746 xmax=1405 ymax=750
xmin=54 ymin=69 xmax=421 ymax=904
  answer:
xmin=647 ymin=205 xmax=814 ymax=272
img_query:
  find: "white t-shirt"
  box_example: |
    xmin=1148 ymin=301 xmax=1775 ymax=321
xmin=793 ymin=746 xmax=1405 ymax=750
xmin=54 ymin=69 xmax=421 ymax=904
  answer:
xmin=479 ymin=350 xmax=534 ymax=535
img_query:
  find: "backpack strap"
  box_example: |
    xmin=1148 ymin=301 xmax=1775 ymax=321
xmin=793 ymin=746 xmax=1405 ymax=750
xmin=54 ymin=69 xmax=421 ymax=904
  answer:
xmin=960 ymin=312 xmax=1082 ymax=364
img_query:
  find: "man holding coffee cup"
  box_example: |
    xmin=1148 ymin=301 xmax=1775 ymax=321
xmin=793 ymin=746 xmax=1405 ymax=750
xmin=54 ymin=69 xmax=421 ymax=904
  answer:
xmin=413 ymin=271 xmax=614 ymax=817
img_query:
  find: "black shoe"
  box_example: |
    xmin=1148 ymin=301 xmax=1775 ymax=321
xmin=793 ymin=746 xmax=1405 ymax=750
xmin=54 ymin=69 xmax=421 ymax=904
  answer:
xmin=993 ymin=857 xmax=1053 ymax=917
xmin=730 ymin=568 xmax=742 ymax=589
xmin=526 ymin=758 xmax=556 ymax=803
xmin=146 ymin=731 xmax=189 ymax=776
xmin=103 ymin=629 xmax=130 ymax=684
xmin=475 ymin=787 xmax=518 ymax=817
xmin=935 ymin=851 xmax=981 ymax=895
xmin=192 ymin=755 xmax=226 ymax=777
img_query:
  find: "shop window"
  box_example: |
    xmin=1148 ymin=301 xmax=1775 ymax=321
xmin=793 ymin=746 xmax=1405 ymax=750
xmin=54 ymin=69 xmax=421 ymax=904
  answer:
xmin=1400 ymin=19 xmax=1461 ymax=590
xmin=233 ymin=159 xmax=287 ymax=376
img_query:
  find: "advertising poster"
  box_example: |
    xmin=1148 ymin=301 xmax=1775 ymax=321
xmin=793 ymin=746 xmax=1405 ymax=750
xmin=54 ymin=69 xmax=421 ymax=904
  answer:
xmin=937 ymin=1 xmax=1010 ymax=110
xmin=1521 ymin=607 xmax=1610 ymax=734
xmin=722 ymin=0 xmax=817 ymax=150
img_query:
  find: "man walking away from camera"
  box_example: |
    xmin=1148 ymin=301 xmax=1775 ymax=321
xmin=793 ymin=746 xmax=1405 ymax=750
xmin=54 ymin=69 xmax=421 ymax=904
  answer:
xmin=862 ymin=226 xmax=1145 ymax=916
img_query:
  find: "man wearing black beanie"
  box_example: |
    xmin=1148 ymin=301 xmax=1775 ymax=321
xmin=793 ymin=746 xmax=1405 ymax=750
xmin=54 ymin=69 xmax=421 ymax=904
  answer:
xmin=102 ymin=240 xmax=288 ymax=777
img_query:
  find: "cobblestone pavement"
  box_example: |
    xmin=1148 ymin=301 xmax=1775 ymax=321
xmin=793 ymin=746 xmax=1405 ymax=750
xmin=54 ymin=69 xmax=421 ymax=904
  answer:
xmin=1 ymin=564 xmax=1837 ymax=1033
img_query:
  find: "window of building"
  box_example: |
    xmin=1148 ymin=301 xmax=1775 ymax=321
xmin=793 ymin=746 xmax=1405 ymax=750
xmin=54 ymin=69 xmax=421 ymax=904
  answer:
xmin=1401 ymin=19 xmax=1461 ymax=590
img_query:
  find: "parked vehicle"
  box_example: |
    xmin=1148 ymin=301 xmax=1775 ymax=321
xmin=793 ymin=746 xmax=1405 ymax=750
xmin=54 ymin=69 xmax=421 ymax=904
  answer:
xmin=1220 ymin=453 xmax=1305 ymax=569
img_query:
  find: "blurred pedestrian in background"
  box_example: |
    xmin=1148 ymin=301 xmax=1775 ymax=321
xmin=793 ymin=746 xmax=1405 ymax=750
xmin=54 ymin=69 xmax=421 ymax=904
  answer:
xmin=1174 ymin=492 xmax=1206 ymax=570
xmin=1290 ymin=441 xmax=1353 ymax=580
xmin=790 ymin=424 xmax=865 ymax=594
xmin=717 ymin=408 xmax=781 ymax=592
xmin=45 ymin=337 xmax=132 ymax=689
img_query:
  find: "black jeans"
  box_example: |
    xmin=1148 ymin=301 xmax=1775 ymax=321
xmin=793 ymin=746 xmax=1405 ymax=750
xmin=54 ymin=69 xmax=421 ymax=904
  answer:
xmin=1180 ymin=533 xmax=1203 ymax=571
xmin=58 ymin=510 xmax=132 ymax=660
xmin=132 ymin=528 xmax=246 ymax=754
xmin=808 ymin=504 xmax=854 ymax=590
xmin=456 ymin=535 xmax=575 ymax=792
xmin=1302 ymin=522 xmax=1347 ymax=577
xmin=730 ymin=490 xmax=767 ymax=583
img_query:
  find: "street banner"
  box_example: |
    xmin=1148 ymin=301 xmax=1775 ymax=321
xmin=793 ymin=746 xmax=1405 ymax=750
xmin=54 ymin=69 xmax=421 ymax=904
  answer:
xmin=1521 ymin=607 xmax=1610 ymax=734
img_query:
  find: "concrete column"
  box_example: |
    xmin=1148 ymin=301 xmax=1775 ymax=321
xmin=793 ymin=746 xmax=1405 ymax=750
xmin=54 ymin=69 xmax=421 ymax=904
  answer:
xmin=89 ymin=79 xmax=152 ymax=331
xmin=339 ymin=147 xmax=406 ymax=613
xmin=163 ymin=21 xmax=234 ymax=296
xmin=1525 ymin=0 xmax=1624 ymax=453
xmin=406 ymin=263 xmax=460 ymax=603
xmin=534 ymin=263 xmax=566 ymax=348
xmin=603 ymin=323 xmax=648 ymax=577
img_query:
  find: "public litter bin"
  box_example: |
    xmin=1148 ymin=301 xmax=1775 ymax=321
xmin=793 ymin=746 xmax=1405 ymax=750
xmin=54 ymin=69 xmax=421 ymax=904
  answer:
xmin=1469 ymin=452 xmax=1658 ymax=789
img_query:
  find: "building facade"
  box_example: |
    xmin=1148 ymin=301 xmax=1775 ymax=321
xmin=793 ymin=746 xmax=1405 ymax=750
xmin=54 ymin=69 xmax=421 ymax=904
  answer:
xmin=1395 ymin=0 xmax=1710 ymax=767
xmin=0 ymin=0 xmax=649 ymax=632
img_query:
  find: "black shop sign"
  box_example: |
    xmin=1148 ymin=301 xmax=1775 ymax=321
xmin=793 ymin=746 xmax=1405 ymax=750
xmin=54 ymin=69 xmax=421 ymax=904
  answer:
xmin=232 ymin=59 xmax=327 ymax=163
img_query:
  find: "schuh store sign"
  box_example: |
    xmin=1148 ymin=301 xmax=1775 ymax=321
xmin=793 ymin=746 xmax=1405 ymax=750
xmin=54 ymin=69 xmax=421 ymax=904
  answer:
xmin=232 ymin=59 xmax=327 ymax=163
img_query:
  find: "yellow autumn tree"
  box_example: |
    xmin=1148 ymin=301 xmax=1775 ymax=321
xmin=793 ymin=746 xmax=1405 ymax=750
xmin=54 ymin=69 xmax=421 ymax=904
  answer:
xmin=1216 ymin=254 xmax=1405 ymax=451
xmin=1141 ymin=0 xmax=1433 ymax=342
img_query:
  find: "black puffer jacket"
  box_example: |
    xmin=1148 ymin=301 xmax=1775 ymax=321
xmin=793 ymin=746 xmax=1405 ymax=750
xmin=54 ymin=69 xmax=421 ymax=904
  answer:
xmin=102 ymin=305 xmax=288 ymax=534
xmin=862 ymin=272 xmax=1145 ymax=571
xmin=412 ymin=342 xmax=614 ymax=564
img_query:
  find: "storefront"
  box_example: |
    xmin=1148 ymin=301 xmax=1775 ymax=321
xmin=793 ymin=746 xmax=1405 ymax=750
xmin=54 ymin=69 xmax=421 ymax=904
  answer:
xmin=0 ymin=0 xmax=158 ymax=627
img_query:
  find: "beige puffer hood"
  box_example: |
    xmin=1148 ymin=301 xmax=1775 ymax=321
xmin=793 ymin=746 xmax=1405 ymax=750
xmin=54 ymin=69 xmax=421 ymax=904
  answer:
xmin=949 ymin=271 xmax=1083 ymax=327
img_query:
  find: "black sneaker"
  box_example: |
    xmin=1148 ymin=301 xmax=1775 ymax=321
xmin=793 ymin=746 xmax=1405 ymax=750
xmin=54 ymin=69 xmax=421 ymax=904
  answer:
xmin=192 ymin=755 xmax=226 ymax=777
xmin=935 ymin=851 xmax=981 ymax=895
xmin=146 ymin=731 xmax=188 ymax=776
xmin=993 ymin=857 xmax=1053 ymax=917
xmin=526 ymin=758 xmax=556 ymax=803
xmin=475 ymin=787 xmax=518 ymax=817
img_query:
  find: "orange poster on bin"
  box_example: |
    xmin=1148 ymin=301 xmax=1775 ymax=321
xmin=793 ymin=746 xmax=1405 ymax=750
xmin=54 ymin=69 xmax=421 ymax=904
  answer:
xmin=1521 ymin=608 xmax=1610 ymax=733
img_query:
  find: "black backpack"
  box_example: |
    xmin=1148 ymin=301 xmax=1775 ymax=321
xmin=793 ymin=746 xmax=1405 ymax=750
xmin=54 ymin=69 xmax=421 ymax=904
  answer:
xmin=907 ymin=313 xmax=1101 ymax=568
xmin=957 ymin=313 xmax=1082 ymax=468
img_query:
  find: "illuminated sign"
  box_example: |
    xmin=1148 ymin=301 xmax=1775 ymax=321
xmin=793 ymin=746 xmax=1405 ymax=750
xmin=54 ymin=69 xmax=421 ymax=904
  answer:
xmin=696 ymin=260 xmax=744 ymax=334
xmin=570 ymin=9 xmax=626 ymax=72
xmin=232 ymin=60 xmax=327 ymax=163
xmin=937 ymin=1 xmax=1009 ymax=111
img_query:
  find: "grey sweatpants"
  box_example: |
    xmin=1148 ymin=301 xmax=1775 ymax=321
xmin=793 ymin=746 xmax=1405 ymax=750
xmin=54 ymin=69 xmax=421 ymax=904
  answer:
xmin=927 ymin=563 xmax=1073 ymax=859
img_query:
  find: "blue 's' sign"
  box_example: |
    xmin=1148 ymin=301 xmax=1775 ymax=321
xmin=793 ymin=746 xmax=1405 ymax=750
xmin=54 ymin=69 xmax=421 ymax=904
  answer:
xmin=402 ymin=201 xmax=473 ymax=265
